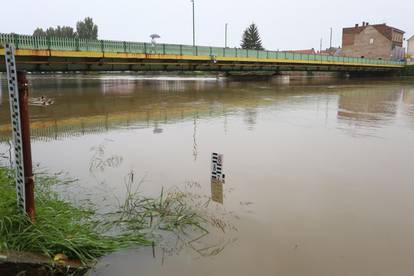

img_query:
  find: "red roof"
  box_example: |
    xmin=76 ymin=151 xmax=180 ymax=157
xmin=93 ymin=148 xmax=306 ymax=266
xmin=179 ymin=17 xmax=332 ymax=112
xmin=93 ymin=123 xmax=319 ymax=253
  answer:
xmin=286 ymin=49 xmax=316 ymax=55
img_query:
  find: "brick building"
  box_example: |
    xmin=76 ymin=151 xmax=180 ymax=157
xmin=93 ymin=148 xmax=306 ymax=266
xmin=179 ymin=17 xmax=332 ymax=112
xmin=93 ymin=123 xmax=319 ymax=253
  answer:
xmin=342 ymin=22 xmax=405 ymax=60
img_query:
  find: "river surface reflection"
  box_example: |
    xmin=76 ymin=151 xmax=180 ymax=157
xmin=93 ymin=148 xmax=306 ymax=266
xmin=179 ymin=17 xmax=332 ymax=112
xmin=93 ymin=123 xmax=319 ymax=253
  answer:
xmin=1 ymin=74 xmax=414 ymax=276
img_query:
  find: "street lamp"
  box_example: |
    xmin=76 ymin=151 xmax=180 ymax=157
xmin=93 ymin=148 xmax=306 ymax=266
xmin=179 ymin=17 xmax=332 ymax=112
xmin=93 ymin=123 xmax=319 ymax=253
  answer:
xmin=320 ymin=38 xmax=323 ymax=53
xmin=329 ymin=27 xmax=333 ymax=49
xmin=191 ymin=0 xmax=195 ymax=46
xmin=225 ymin=23 xmax=228 ymax=48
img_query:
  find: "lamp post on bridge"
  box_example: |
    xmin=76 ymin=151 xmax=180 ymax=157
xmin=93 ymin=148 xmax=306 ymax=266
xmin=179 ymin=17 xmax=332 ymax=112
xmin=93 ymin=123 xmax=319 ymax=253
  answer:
xmin=191 ymin=0 xmax=196 ymax=46
xmin=225 ymin=23 xmax=229 ymax=48
xmin=320 ymin=38 xmax=323 ymax=53
xmin=329 ymin=27 xmax=333 ymax=49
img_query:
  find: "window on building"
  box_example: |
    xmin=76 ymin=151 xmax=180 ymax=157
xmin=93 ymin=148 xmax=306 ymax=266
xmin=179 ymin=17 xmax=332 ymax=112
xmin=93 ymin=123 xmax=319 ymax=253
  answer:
xmin=369 ymin=38 xmax=374 ymax=44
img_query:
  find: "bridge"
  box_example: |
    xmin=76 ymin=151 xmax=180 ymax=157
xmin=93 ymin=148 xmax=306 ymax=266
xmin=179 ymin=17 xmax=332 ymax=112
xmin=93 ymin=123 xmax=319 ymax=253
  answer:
xmin=0 ymin=34 xmax=406 ymax=74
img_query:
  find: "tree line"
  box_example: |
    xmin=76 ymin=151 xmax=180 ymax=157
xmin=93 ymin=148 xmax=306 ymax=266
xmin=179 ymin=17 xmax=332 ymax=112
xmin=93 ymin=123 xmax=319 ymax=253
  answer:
xmin=33 ymin=17 xmax=98 ymax=40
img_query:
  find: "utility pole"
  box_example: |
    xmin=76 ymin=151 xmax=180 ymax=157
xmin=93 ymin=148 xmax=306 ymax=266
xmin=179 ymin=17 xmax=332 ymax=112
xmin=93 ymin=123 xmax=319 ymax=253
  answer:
xmin=320 ymin=38 xmax=323 ymax=53
xmin=225 ymin=23 xmax=228 ymax=48
xmin=191 ymin=0 xmax=195 ymax=46
xmin=329 ymin=27 xmax=333 ymax=49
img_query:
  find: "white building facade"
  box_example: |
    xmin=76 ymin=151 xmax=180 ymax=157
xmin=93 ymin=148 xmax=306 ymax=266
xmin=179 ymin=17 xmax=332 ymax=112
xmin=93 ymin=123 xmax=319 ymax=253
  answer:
xmin=407 ymin=36 xmax=414 ymax=59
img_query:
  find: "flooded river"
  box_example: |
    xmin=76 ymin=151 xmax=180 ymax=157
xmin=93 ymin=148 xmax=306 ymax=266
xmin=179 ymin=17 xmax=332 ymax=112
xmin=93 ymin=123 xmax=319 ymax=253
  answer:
xmin=1 ymin=74 xmax=414 ymax=276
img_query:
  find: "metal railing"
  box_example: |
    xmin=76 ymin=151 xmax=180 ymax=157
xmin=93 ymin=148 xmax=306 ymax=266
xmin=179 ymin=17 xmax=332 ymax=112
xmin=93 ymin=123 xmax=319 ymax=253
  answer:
xmin=0 ymin=33 xmax=405 ymax=66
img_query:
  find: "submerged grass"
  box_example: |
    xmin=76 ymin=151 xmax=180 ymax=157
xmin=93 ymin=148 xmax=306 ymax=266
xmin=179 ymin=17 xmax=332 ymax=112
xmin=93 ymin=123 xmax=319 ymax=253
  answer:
xmin=110 ymin=173 xmax=209 ymax=234
xmin=0 ymin=167 xmax=209 ymax=265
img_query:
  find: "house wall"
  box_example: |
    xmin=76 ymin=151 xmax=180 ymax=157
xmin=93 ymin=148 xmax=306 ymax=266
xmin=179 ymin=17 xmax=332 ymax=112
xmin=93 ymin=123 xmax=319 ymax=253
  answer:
xmin=342 ymin=26 xmax=392 ymax=60
xmin=408 ymin=37 xmax=414 ymax=57
xmin=391 ymin=46 xmax=405 ymax=60
xmin=391 ymin=30 xmax=404 ymax=47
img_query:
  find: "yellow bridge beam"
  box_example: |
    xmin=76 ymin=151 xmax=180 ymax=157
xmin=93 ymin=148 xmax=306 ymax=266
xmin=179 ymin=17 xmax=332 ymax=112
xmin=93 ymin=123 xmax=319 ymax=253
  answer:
xmin=0 ymin=48 xmax=404 ymax=69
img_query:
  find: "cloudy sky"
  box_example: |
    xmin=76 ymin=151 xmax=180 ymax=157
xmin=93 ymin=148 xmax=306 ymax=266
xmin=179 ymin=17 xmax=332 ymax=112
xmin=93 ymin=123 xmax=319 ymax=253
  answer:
xmin=1 ymin=0 xmax=412 ymax=51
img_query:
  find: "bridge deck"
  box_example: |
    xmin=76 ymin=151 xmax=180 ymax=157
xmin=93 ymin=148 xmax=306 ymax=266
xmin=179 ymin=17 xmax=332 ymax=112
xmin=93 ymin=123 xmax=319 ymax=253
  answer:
xmin=0 ymin=34 xmax=405 ymax=72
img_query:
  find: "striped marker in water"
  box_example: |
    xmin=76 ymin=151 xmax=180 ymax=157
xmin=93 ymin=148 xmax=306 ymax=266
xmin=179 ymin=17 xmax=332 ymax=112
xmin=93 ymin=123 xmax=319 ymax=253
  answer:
xmin=211 ymin=153 xmax=224 ymax=182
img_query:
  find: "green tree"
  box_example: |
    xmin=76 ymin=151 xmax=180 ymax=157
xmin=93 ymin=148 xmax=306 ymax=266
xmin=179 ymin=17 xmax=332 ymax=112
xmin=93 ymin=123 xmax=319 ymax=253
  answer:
xmin=241 ymin=23 xmax=264 ymax=50
xmin=47 ymin=26 xmax=76 ymax=38
xmin=59 ymin=26 xmax=76 ymax=38
xmin=76 ymin=17 xmax=98 ymax=40
xmin=45 ymin=27 xmax=56 ymax=37
xmin=33 ymin=26 xmax=76 ymax=38
xmin=33 ymin=28 xmax=47 ymax=36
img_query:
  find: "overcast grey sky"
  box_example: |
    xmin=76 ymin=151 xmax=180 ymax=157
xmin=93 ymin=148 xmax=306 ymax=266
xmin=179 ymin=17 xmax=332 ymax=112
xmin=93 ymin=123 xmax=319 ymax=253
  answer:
xmin=1 ymin=0 xmax=412 ymax=51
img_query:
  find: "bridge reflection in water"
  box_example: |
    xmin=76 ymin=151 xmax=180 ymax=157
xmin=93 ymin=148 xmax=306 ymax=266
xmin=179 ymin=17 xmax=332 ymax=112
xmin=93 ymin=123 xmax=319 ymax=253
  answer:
xmin=0 ymin=76 xmax=414 ymax=143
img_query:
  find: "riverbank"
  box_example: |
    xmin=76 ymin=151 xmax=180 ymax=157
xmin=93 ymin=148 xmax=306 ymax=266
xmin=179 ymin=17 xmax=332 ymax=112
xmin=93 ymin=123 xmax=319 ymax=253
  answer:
xmin=0 ymin=166 xmax=209 ymax=274
xmin=0 ymin=166 xmax=146 ymax=273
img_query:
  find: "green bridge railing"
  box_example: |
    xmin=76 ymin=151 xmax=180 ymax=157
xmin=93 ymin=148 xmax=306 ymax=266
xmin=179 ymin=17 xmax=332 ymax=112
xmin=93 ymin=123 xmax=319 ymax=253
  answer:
xmin=0 ymin=33 xmax=405 ymax=67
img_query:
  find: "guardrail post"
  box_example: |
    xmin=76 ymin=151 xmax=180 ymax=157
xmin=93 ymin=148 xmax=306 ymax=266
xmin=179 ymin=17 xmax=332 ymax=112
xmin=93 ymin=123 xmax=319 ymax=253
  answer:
xmin=101 ymin=40 xmax=104 ymax=52
xmin=163 ymin=44 xmax=166 ymax=55
xmin=195 ymin=46 xmax=198 ymax=56
xmin=123 ymin=41 xmax=127 ymax=53
xmin=46 ymin=37 xmax=51 ymax=50
xmin=75 ymin=38 xmax=80 ymax=51
xmin=180 ymin=45 xmax=183 ymax=55
xmin=235 ymin=48 xmax=238 ymax=57
xmin=13 ymin=34 xmax=19 ymax=49
xmin=247 ymin=49 xmax=249 ymax=58
xmin=34 ymin=37 xmax=38 ymax=49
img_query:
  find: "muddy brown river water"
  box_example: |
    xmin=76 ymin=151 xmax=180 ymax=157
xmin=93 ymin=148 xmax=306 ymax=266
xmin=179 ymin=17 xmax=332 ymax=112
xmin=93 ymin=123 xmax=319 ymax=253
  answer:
xmin=1 ymin=74 xmax=414 ymax=276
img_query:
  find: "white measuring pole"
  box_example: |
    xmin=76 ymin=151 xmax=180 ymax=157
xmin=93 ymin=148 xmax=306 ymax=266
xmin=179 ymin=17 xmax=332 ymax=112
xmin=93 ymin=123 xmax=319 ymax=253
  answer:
xmin=4 ymin=43 xmax=26 ymax=212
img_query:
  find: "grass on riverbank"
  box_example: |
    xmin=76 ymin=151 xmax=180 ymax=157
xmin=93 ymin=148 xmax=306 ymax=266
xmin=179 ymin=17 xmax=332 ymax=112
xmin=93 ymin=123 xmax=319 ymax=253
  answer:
xmin=0 ymin=167 xmax=150 ymax=264
xmin=0 ymin=167 xmax=208 ymax=265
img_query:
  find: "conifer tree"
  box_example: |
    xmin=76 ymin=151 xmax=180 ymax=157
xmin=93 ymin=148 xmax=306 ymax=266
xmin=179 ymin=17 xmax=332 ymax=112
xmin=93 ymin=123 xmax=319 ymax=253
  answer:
xmin=241 ymin=23 xmax=264 ymax=50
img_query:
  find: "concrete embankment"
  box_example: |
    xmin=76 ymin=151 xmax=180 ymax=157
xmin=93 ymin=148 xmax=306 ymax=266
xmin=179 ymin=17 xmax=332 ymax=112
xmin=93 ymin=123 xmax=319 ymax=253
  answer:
xmin=0 ymin=251 xmax=88 ymax=275
xmin=403 ymin=64 xmax=414 ymax=76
